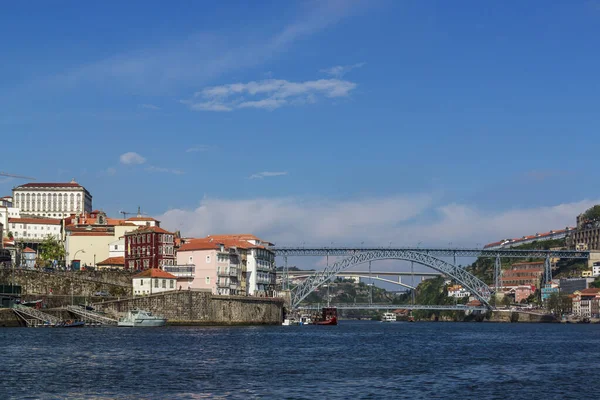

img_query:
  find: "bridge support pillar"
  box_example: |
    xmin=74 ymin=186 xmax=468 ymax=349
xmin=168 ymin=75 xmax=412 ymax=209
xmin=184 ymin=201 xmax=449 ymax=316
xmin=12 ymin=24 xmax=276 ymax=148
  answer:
xmin=494 ymin=255 xmax=502 ymax=292
xmin=544 ymin=255 xmax=552 ymax=285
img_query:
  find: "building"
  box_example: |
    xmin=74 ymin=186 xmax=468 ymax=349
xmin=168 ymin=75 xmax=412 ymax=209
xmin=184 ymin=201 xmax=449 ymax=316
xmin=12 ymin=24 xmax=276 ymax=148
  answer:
xmin=8 ymin=217 xmax=62 ymax=242
xmin=501 ymin=261 xmax=545 ymax=288
xmin=12 ymin=180 xmax=92 ymax=219
xmin=124 ymin=226 xmax=175 ymax=271
xmin=96 ymin=256 xmax=125 ymax=270
xmin=0 ymin=197 xmax=20 ymax=237
xmin=132 ymin=268 xmax=178 ymax=296
xmin=108 ymin=238 xmax=125 ymax=258
xmin=515 ymin=285 xmax=535 ymax=303
xmin=64 ymin=210 xmax=139 ymax=268
xmin=541 ymin=282 xmax=559 ymax=302
xmin=572 ymin=288 xmax=600 ymax=318
xmin=484 ymin=228 xmax=574 ymax=249
xmin=592 ymin=262 xmax=600 ymax=277
xmin=203 ymin=234 xmax=276 ymax=296
xmin=175 ymin=238 xmax=244 ymax=296
xmin=559 ymin=278 xmax=588 ymax=294
xmin=447 ymin=285 xmax=471 ymax=298
xmin=22 ymin=247 xmax=36 ymax=269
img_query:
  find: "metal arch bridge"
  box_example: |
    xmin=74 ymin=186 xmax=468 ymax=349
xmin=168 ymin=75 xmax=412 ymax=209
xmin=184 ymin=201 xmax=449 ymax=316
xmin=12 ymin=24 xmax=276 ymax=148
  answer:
xmin=298 ymin=304 xmax=489 ymax=312
xmin=282 ymin=273 xmax=418 ymax=290
xmin=271 ymin=247 xmax=589 ymax=309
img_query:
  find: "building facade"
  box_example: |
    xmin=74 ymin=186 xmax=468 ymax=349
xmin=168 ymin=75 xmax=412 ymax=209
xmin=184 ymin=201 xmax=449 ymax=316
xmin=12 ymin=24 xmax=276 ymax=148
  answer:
xmin=502 ymin=261 xmax=545 ymax=288
xmin=572 ymin=288 xmax=600 ymax=318
xmin=132 ymin=268 xmax=177 ymax=296
xmin=447 ymin=285 xmax=471 ymax=298
xmin=8 ymin=217 xmax=62 ymax=242
xmin=12 ymin=180 xmax=92 ymax=219
xmin=124 ymin=226 xmax=175 ymax=271
xmin=0 ymin=197 xmax=20 ymax=237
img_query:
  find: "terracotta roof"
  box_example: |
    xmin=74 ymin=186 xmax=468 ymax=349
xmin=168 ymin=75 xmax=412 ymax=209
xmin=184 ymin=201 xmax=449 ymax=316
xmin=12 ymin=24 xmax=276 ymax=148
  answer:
xmin=8 ymin=217 xmax=61 ymax=225
xmin=127 ymin=216 xmax=158 ymax=222
xmin=578 ymin=288 xmax=600 ymax=295
xmin=206 ymin=234 xmax=274 ymax=246
xmin=16 ymin=182 xmax=82 ymax=188
xmin=70 ymin=232 xmax=114 ymax=236
xmin=96 ymin=256 xmax=125 ymax=266
xmin=126 ymin=226 xmax=172 ymax=235
xmin=511 ymin=261 xmax=545 ymax=266
xmin=466 ymin=299 xmax=482 ymax=307
xmin=503 ymin=269 xmax=544 ymax=275
xmin=132 ymin=268 xmax=177 ymax=279
xmin=23 ymin=247 xmax=35 ymax=253
xmin=178 ymin=239 xmax=220 ymax=252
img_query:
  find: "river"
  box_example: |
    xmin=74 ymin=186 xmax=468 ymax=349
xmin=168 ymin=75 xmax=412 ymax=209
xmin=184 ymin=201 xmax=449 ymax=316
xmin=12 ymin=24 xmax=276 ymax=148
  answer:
xmin=1 ymin=321 xmax=599 ymax=399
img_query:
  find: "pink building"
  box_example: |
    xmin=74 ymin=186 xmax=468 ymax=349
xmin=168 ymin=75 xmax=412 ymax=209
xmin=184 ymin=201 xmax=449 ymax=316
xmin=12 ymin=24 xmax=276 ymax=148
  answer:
xmin=514 ymin=285 xmax=534 ymax=303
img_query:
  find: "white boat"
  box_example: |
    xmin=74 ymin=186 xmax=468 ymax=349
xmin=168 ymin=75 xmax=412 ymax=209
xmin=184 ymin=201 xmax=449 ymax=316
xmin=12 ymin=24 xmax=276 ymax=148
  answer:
xmin=282 ymin=318 xmax=299 ymax=326
xmin=381 ymin=312 xmax=396 ymax=322
xmin=117 ymin=309 xmax=167 ymax=327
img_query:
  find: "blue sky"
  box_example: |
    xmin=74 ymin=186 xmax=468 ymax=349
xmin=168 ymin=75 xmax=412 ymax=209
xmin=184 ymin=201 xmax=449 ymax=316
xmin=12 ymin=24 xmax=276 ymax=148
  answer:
xmin=1 ymin=0 xmax=600 ymax=247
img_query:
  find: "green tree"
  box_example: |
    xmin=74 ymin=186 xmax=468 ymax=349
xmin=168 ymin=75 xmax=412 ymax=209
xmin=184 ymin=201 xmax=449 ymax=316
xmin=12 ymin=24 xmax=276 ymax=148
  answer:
xmin=546 ymin=292 xmax=572 ymax=315
xmin=590 ymin=277 xmax=600 ymax=289
xmin=38 ymin=235 xmax=65 ymax=267
xmin=583 ymin=205 xmax=600 ymax=221
xmin=7 ymin=231 xmax=13 ymax=239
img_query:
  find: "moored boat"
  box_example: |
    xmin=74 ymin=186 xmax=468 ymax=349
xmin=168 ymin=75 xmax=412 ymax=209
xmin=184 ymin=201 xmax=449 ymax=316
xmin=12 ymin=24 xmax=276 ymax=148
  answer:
xmin=118 ymin=309 xmax=167 ymax=327
xmin=314 ymin=307 xmax=338 ymax=326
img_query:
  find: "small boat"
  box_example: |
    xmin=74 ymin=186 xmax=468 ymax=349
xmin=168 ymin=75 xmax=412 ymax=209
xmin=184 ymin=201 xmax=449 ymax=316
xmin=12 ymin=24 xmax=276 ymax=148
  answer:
xmin=118 ymin=309 xmax=167 ymax=327
xmin=78 ymin=304 xmax=95 ymax=311
xmin=381 ymin=312 xmax=396 ymax=322
xmin=299 ymin=315 xmax=313 ymax=325
xmin=282 ymin=318 xmax=299 ymax=326
xmin=58 ymin=320 xmax=85 ymax=328
xmin=314 ymin=307 xmax=338 ymax=326
xmin=21 ymin=299 xmax=43 ymax=308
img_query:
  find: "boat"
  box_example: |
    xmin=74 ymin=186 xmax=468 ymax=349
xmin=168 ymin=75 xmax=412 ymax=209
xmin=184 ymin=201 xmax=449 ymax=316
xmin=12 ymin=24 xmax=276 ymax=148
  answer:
xmin=58 ymin=320 xmax=85 ymax=328
xmin=381 ymin=312 xmax=396 ymax=322
xmin=282 ymin=318 xmax=299 ymax=326
xmin=21 ymin=299 xmax=43 ymax=308
xmin=299 ymin=314 xmax=313 ymax=325
xmin=117 ymin=309 xmax=167 ymax=327
xmin=314 ymin=307 xmax=338 ymax=326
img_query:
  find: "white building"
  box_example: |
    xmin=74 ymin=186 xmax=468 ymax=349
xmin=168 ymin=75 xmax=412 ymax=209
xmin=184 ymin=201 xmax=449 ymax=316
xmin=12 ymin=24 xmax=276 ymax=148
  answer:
xmin=448 ymin=285 xmax=471 ymax=298
xmin=109 ymin=237 xmax=125 ymax=258
xmin=132 ymin=268 xmax=177 ymax=296
xmin=12 ymin=180 xmax=92 ymax=219
xmin=593 ymin=262 xmax=600 ymax=277
xmin=8 ymin=217 xmax=62 ymax=242
xmin=0 ymin=199 xmax=20 ymax=237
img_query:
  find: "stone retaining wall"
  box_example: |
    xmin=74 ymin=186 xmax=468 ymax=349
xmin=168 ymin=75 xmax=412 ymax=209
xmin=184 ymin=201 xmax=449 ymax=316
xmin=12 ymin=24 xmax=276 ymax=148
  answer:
xmin=95 ymin=290 xmax=284 ymax=325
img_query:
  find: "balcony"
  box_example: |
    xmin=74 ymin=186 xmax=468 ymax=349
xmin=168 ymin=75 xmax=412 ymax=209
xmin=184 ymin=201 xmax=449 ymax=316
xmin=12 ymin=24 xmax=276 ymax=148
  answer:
xmin=217 ymin=279 xmax=230 ymax=288
xmin=218 ymin=269 xmax=229 ymax=277
xmin=164 ymin=265 xmax=195 ymax=278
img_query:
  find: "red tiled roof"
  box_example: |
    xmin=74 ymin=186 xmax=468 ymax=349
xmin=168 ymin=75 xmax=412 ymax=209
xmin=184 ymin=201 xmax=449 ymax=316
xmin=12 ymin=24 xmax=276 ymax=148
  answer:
xmin=127 ymin=216 xmax=158 ymax=222
xmin=16 ymin=182 xmax=82 ymax=188
xmin=578 ymin=288 xmax=600 ymax=295
xmin=70 ymin=232 xmax=114 ymax=236
xmin=126 ymin=226 xmax=172 ymax=235
xmin=8 ymin=217 xmax=61 ymax=225
xmin=23 ymin=247 xmax=35 ymax=253
xmin=178 ymin=239 xmax=220 ymax=252
xmin=207 ymin=234 xmax=274 ymax=246
xmin=511 ymin=261 xmax=545 ymax=266
xmin=132 ymin=268 xmax=177 ymax=279
xmin=96 ymin=256 xmax=125 ymax=266
xmin=503 ymin=269 xmax=544 ymax=275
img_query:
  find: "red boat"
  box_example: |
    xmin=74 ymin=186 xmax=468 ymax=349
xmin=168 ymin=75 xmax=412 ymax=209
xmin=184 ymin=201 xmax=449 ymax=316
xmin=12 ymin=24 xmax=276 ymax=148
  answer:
xmin=315 ymin=315 xmax=337 ymax=325
xmin=314 ymin=307 xmax=338 ymax=325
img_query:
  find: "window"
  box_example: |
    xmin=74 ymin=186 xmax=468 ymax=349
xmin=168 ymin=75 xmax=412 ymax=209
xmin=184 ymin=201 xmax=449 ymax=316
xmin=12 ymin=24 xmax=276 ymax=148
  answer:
xmin=170 ymin=280 xmax=174 ymax=289
xmin=206 ymin=276 xmax=210 ymax=284
xmin=154 ymin=279 xmax=158 ymax=288
xmin=162 ymin=279 xmax=166 ymax=288
xmin=189 ymin=256 xmax=193 ymax=263
xmin=114 ymin=245 xmax=118 ymax=250
xmin=140 ymin=279 xmax=144 ymax=286
xmin=206 ymin=255 xmax=211 ymax=263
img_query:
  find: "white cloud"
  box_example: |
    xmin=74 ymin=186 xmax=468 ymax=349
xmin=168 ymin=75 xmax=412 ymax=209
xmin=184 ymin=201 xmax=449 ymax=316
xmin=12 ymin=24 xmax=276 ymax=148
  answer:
xmin=140 ymin=104 xmax=160 ymax=110
xmin=155 ymin=196 xmax=597 ymax=248
xmin=23 ymin=0 xmax=368 ymax=96
xmin=146 ymin=166 xmax=184 ymax=175
xmin=186 ymin=145 xmax=212 ymax=153
xmin=119 ymin=152 xmax=146 ymax=165
xmin=187 ymin=78 xmax=356 ymax=111
xmin=249 ymin=171 xmax=288 ymax=179
xmin=320 ymin=62 xmax=365 ymax=77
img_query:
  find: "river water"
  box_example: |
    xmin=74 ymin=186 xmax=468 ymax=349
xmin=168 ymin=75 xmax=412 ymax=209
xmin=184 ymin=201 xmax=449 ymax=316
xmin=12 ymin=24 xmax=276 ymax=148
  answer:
xmin=1 ymin=321 xmax=599 ymax=399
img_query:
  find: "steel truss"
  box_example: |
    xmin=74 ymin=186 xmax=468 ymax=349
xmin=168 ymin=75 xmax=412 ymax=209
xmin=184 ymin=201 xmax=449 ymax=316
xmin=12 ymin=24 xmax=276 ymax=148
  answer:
xmin=290 ymin=249 xmax=493 ymax=309
xmin=272 ymin=247 xmax=589 ymax=259
xmin=298 ymin=304 xmax=489 ymax=311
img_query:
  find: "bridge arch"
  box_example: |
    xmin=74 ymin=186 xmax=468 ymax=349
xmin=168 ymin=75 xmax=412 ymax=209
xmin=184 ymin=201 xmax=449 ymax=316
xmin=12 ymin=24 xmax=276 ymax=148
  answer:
xmin=290 ymin=249 xmax=492 ymax=309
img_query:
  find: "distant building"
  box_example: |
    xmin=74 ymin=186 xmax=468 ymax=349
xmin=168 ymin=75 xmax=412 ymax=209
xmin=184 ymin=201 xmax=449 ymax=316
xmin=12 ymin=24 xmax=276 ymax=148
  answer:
xmin=0 ymin=197 xmax=20 ymax=237
xmin=484 ymin=228 xmax=574 ymax=250
xmin=515 ymin=285 xmax=535 ymax=303
xmin=447 ymin=285 xmax=470 ymax=298
xmin=12 ymin=180 xmax=92 ymax=219
xmin=502 ymin=261 xmax=545 ymax=288
xmin=124 ymin=226 xmax=175 ymax=270
xmin=21 ymin=247 xmax=36 ymax=269
xmin=559 ymin=278 xmax=588 ymax=295
xmin=108 ymin=238 xmax=125 ymax=258
xmin=572 ymin=288 xmax=600 ymax=318
xmin=8 ymin=217 xmax=62 ymax=243
xmin=541 ymin=282 xmax=559 ymax=302
xmin=132 ymin=268 xmax=177 ymax=296
xmin=593 ymin=262 xmax=600 ymax=277
xmin=96 ymin=256 xmax=125 ymax=270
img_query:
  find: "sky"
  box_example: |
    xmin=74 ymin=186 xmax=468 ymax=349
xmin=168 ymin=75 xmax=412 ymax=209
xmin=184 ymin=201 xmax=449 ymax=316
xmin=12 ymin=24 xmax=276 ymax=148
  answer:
xmin=2 ymin=0 xmax=600 ymax=251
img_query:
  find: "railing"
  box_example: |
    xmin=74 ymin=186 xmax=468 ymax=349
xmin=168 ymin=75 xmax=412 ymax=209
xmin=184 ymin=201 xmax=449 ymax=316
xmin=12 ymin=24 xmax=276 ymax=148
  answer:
xmin=12 ymin=304 xmax=62 ymax=325
xmin=66 ymin=305 xmax=118 ymax=325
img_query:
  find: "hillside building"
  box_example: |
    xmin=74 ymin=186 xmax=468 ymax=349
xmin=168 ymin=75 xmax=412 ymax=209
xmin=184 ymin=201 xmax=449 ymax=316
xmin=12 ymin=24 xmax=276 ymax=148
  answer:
xmin=12 ymin=180 xmax=92 ymax=219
